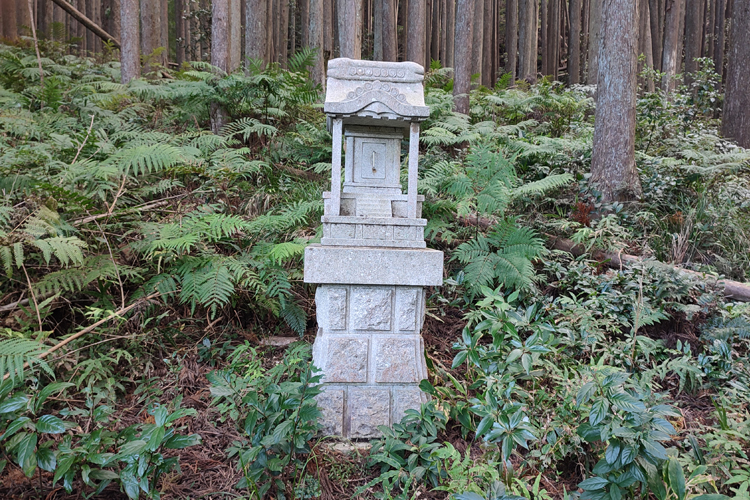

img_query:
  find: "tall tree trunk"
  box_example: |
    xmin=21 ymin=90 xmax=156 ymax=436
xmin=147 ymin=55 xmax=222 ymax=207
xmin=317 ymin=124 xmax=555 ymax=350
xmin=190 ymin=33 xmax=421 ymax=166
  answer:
xmin=591 ymin=0 xmax=641 ymax=202
xmin=246 ymin=0 xmax=268 ymax=63
xmin=309 ymin=0 xmax=325 ymax=89
xmin=648 ymin=0 xmax=662 ymax=71
xmin=661 ymin=0 xmax=684 ymax=90
xmin=713 ymin=0 xmax=725 ymax=84
xmin=230 ymin=0 xmax=242 ymax=69
xmin=407 ymin=0 xmax=426 ymax=66
xmin=300 ymin=0 xmax=309 ymax=46
xmin=425 ymin=0 xmax=432 ymax=64
xmin=18 ymin=0 xmax=31 ymax=36
xmin=279 ymin=0 xmax=290 ymax=66
xmin=683 ymin=0 xmax=704 ymax=86
xmin=374 ymin=0 xmax=383 ymax=59
xmin=506 ymin=0 xmax=519 ymax=78
xmin=383 ymin=0 xmax=397 ymax=60
xmin=211 ymin=0 xmax=235 ymax=133
xmin=638 ymin=0 xmax=655 ymax=90
xmin=140 ymin=0 xmax=161 ymax=69
xmin=445 ymin=0 xmax=455 ymax=67
xmin=176 ymin=0 xmax=185 ymax=64
xmin=431 ymin=0 xmax=441 ymax=62
xmin=324 ymin=0 xmax=334 ymax=57
xmin=586 ymin=0 xmax=602 ymax=83
xmin=471 ymin=0 xmax=484 ymax=79
xmin=541 ymin=0 xmax=549 ymax=74
xmin=2 ymin=0 xmax=18 ymax=40
xmin=721 ymin=0 xmax=750 ymax=147
xmin=582 ymin=0 xmax=590 ymax=73
xmin=482 ymin=0 xmax=493 ymax=85
xmin=120 ymin=0 xmax=140 ymax=83
xmin=337 ymin=0 xmax=362 ymax=58
xmin=704 ymin=0 xmax=714 ymax=59
xmin=518 ymin=0 xmax=537 ymax=81
xmin=453 ymin=0 xmax=475 ymax=113
xmin=399 ymin=0 xmax=408 ymax=59
xmin=569 ymin=0 xmax=581 ymax=82
xmin=550 ymin=0 xmax=560 ymax=78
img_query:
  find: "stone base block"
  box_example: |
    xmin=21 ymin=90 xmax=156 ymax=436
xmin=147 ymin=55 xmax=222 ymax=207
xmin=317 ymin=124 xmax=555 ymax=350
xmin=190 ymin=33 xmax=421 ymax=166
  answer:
xmin=315 ymin=384 xmax=428 ymax=438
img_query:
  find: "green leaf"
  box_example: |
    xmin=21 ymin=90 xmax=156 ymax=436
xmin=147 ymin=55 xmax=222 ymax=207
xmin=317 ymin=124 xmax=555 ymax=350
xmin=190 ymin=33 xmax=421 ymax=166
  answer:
xmin=1 ymin=416 xmax=31 ymax=440
xmin=153 ymin=406 xmax=168 ymax=427
xmin=521 ymin=353 xmax=532 ymax=374
xmin=119 ymin=439 xmax=148 ymax=456
xmin=577 ymin=382 xmax=596 ymax=407
xmin=147 ymin=425 xmax=165 ymax=451
xmin=36 ymin=447 xmax=56 ymax=472
xmin=452 ymin=351 xmax=468 ymax=368
xmin=590 ymin=399 xmax=609 ymax=426
xmin=0 ymin=395 xmax=28 ymax=414
xmin=475 ymin=415 xmax=494 ymax=437
xmin=53 ymin=455 xmax=75 ymax=485
xmin=579 ymin=476 xmax=609 ymax=491
xmin=35 ymin=415 xmax=66 ymax=434
xmin=605 ymin=442 xmax=621 ymax=464
xmin=163 ymin=433 xmax=201 ymax=449
xmin=609 ymin=484 xmax=622 ymax=500
xmin=16 ymin=432 xmax=37 ymax=478
xmin=666 ymin=458 xmax=686 ymax=500
xmin=120 ymin=469 xmax=140 ymax=500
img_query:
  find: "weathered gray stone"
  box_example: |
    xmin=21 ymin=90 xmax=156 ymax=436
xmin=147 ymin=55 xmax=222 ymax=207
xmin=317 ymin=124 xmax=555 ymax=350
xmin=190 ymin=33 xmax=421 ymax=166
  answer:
xmin=324 ymin=337 xmax=368 ymax=382
xmin=351 ymin=287 xmax=392 ymax=330
xmin=324 ymin=58 xmax=430 ymax=125
xmin=395 ymin=287 xmax=419 ymax=331
xmin=374 ymin=337 xmax=420 ymax=382
xmin=306 ymin=58 xmax=441 ymax=438
xmin=304 ymin=246 xmax=444 ymax=286
xmin=392 ymin=387 xmax=427 ymax=424
xmin=348 ymin=388 xmax=390 ymax=437
xmin=316 ymin=388 xmax=344 ymax=435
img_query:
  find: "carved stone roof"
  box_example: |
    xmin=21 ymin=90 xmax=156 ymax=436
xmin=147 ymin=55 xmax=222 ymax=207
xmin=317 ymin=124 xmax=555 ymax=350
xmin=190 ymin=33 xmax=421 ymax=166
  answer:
xmin=324 ymin=58 xmax=430 ymax=123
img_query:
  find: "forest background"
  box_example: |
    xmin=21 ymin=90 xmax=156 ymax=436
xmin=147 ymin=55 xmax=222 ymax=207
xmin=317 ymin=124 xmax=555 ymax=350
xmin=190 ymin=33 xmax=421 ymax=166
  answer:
xmin=0 ymin=0 xmax=749 ymax=499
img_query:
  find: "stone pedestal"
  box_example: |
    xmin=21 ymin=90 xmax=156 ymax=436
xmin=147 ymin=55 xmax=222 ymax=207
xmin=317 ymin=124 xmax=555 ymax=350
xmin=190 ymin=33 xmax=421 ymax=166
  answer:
xmin=304 ymin=58 xmax=442 ymax=438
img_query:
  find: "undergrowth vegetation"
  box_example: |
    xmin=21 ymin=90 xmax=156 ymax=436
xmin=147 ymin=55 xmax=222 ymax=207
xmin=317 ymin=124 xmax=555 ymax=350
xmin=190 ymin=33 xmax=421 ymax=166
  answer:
xmin=0 ymin=42 xmax=748 ymax=500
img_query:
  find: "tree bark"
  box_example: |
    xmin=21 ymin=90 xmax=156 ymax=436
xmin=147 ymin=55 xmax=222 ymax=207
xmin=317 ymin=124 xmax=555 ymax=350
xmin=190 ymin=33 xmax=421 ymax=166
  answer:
xmin=648 ymin=0 xmax=662 ymax=71
xmin=471 ymin=0 xmax=484 ymax=79
xmin=550 ymin=0 xmax=560 ymax=79
xmin=683 ymin=0 xmax=704 ymax=86
xmin=582 ymin=0 xmax=590 ymax=73
xmin=721 ymin=0 xmax=750 ymax=147
xmin=713 ymin=0 xmax=725 ymax=84
xmin=120 ymin=0 xmax=140 ymax=82
xmin=300 ymin=0 xmax=309 ymax=46
xmin=518 ymin=0 xmax=536 ymax=81
xmin=445 ymin=0 xmax=455 ymax=67
xmin=140 ymin=0 xmax=162 ymax=68
xmin=1 ymin=0 xmax=18 ymax=40
xmin=175 ymin=0 xmax=185 ymax=64
xmin=374 ymin=0 xmax=383 ymax=59
xmin=407 ymin=0 xmax=426 ymax=67
xmin=309 ymin=0 xmax=326 ymax=89
xmin=323 ymin=0 xmax=334 ymax=57
xmin=279 ymin=0 xmax=290 ymax=66
xmin=18 ymin=0 xmax=31 ymax=37
xmin=586 ymin=0 xmax=602 ymax=83
xmin=383 ymin=0 xmax=397 ymax=60
xmin=432 ymin=0 xmax=441 ymax=62
xmin=482 ymin=0 xmax=494 ymax=85
xmin=569 ymin=0 xmax=581 ymax=82
xmin=453 ymin=0 xmax=475 ymax=113
xmin=661 ymin=0 xmax=684 ymax=90
xmin=590 ymin=0 xmax=641 ymax=202
xmin=506 ymin=0 xmax=519 ymax=78
xmin=704 ymin=0 xmax=714 ymax=59
xmin=638 ymin=0 xmax=655 ymax=91
xmin=541 ymin=0 xmax=549 ymax=74
xmin=337 ymin=0 xmax=362 ymax=58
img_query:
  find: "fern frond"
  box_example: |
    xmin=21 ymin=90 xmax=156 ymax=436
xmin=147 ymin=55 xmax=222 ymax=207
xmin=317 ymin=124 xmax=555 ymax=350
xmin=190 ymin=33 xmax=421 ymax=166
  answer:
xmin=32 ymin=236 xmax=86 ymax=266
xmin=0 ymin=339 xmax=52 ymax=381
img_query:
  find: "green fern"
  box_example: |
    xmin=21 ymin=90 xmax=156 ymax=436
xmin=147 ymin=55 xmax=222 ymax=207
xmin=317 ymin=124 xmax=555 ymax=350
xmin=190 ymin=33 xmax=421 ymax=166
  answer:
xmin=0 ymin=338 xmax=52 ymax=381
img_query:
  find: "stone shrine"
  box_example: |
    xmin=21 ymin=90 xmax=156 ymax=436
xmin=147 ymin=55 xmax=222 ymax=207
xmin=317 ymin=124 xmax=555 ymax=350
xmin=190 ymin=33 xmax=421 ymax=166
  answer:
xmin=304 ymin=58 xmax=444 ymax=438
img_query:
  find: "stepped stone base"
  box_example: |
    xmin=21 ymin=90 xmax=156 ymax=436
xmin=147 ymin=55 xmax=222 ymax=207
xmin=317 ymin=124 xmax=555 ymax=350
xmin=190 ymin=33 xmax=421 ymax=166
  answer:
xmin=311 ymin=284 xmax=431 ymax=438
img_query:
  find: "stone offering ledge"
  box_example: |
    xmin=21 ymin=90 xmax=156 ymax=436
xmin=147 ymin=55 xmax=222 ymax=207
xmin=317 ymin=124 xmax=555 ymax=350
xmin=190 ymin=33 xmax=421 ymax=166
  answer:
xmin=304 ymin=245 xmax=443 ymax=286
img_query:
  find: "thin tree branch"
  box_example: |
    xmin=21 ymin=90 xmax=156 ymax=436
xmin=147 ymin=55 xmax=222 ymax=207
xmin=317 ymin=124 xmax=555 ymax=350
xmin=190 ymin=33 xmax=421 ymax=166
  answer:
xmin=49 ymin=0 xmax=121 ymax=48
